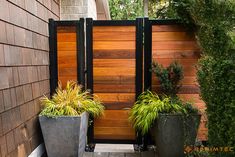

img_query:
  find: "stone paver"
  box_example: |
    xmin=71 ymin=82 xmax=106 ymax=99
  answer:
xmin=94 ymin=144 xmax=134 ymax=152
xmin=83 ymin=151 xmax=156 ymax=157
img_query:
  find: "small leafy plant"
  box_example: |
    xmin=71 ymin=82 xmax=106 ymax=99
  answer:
xmin=129 ymin=90 xmax=186 ymax=135
xmin=152 ymin=61 xmax=184 ymax=98
xmin=184 ymin=102 xmax=200 ymax=115
xmin=172 ymin=98 xmax=200 ymax=115
xmin=40 ymin=81 xmax=104 ymax=118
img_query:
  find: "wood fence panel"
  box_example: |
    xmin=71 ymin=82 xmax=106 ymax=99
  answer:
xmin=151 ymin=25 xmax=207 ymax=140
xmin=93 ymin=25 xmax=136 ymax=141
xmin=57 ymin=26 xmax=77 ymax=86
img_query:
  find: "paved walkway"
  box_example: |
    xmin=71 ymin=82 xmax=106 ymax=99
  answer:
xmin=94 ymin=144 xmax=134 ymax=152
xmin=83 ymin=151 xmax=156 ymax=157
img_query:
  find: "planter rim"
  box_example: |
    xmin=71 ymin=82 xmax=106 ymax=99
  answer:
xmin=186 ymin=113 xmax=202 ymax=116
xmin=39 ymin=111 xmax=88 ymax=118
xmin=158 ymin=113 xmax=183 ymax=116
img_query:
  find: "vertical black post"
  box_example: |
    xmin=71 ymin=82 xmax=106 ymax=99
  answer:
xmin=144 ymin=18 xmax=152 ymax=91
xmin=135 ymin=18 xmax=143 ymax=100
xmin=135 ymin=18 xmax=144 ymax=149
xmin=143 ymin=18 xmax=153 ymax=150
xmin=86 ymin=18 xmax=94 ymax=146
xmin=77 ymin=18 xmax=85 ymax=89
xmin=49 ymin=19 xmax=58 ymax=96
xmin=86 ymin=18 xmax=94 ymax=94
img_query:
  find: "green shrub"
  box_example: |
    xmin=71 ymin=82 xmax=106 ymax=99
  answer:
xmin=129 ymin=90 xmax=186 ymax=135
xmin=152 ymin=61 xmax=199 ymax=114
xmin=157 ymin=0 xmax=235 ymax=156
xmin=197 ymin=57 xmax=235 ymax=154
xmin=152 ymin=61 xmax=184 ymax=98
xmin=40 ymin=81 xmax=104 ymax=118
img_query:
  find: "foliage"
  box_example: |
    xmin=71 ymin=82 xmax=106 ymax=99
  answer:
xmin=40 ymin=81 xmax=104 ymax=118
xmin=197 ymin=57 xmax=235 ymax=157
xmin=183 ymin=102 xmax=199 ymax=115
xmin=148 ymin=0 xmax=158 ymax=19
xmin=155 ymin=0 xmax=179 ymax=19
xmin=129 ymin=90 xmax=186 ymax=135
xmin=156 ymin=0 xmax=235 ymax=156
xmin=152 ymin=61 xmax=183 ymax=98
xmin=108 ymin=0 xmax=169 ymax=20
xmin=108 ymin=0 xmax=143 ymax=20
xmin=173 ymin=97 xmax=200 ymax=115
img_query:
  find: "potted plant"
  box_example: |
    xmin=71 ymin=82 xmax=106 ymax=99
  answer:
xmin=129 ymin=91 xmax=186 ymax=157
xmin=152 ymin=61 xmax=201 ymax=146
xmin=39 ymin=81 xmax=104 ymax=157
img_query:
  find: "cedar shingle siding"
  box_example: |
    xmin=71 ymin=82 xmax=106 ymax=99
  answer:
xmin=0 ymin=0 xmax=60 ymax=156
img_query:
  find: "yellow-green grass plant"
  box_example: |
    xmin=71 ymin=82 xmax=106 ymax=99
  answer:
xmin=129 ymin=90 xmax=186 ymax=135
xmin=40 ymin=81 xmax=104 ymax=118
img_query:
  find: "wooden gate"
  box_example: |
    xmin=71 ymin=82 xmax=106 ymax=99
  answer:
xmin=86 ymin=19 xmax=143 ymax=143
xmin=49 ymin=18 xmax=204 ymax=144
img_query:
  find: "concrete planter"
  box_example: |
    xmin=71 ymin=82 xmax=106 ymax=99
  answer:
xmin=184 ymin=114 xmax=201 ymax=146
xmin=153 ymin=114 xmax=184 ymax=157
xmin=39 ymin=112 xmax=89 ymax=157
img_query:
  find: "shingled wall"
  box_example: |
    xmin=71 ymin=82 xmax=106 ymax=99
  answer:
xmin=0 ymin=0 xmax=59 ymax=156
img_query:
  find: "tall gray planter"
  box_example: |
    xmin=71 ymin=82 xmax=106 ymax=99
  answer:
xmin=184 ymin=114 xmax=201 ymax=146
xmin=153 ymin=114 xmax=184 ymax=157
xmin=39 ymin=112 xmax=89 ymax=157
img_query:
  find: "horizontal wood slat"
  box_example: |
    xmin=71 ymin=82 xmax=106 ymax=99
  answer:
xmin=94 ymin=76 xmax=135 ymax=84
xmin=57 ymin=26 xmax=76 ymax=32
xmin=59 ymin=77 xmax=77 ymax=87
xmin=94 ymin=68 xmax=135 ymax=76
xmin=152 ymin=41 xmax=199 ymax=50
xmin=93 ymin=26 xmax=135 ymax=32
xmin=101 ymin=102 xmax=134 ymax=110
xmin=152 ymin=50 xmax=200 ymax=59
xmin=95 ymin=93 xmax=135 ymax=103
xmin=95 ymin=119 xmax=131 ymax=127
xmin=94 ymin=84 xmax=135 ymax=93
xmin=57 ymin=33 xmax=76 ymax=42
xmin=94 ymin=110 xmax=135 ymax=140
xmin=178 ymin=94 xmax=204 ymax=104
xmin=93 ymin=50 xmax=135 ymax=59
xmin=152 ymin=25 xmax=186 ymax=32
xmin=57 ymin=42 xmax=77 ymax=51
xmin=94 ymin=128 xmax=135 ymax=140
xmin=152 ymin=85 xmax=200 ymax=94
xmin=94 ymin=41 xmax=135 ymax=50
xmin=152 ymin=32 xmax=195 ymax=41
xmin=94 ymin=32 xmax=135 ymax=41
xmin=93 ymin=59 xmax=135 ymax=68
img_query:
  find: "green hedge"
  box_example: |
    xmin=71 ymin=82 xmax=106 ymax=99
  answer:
xmin=198 ymin=57 xmax=235 ymax=149
xmin=162 ymin=0 xmax=235 ymax=156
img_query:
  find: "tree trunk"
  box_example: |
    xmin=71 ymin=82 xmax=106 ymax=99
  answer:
xmin=144 ymin=0 xmax=149 ymax=17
